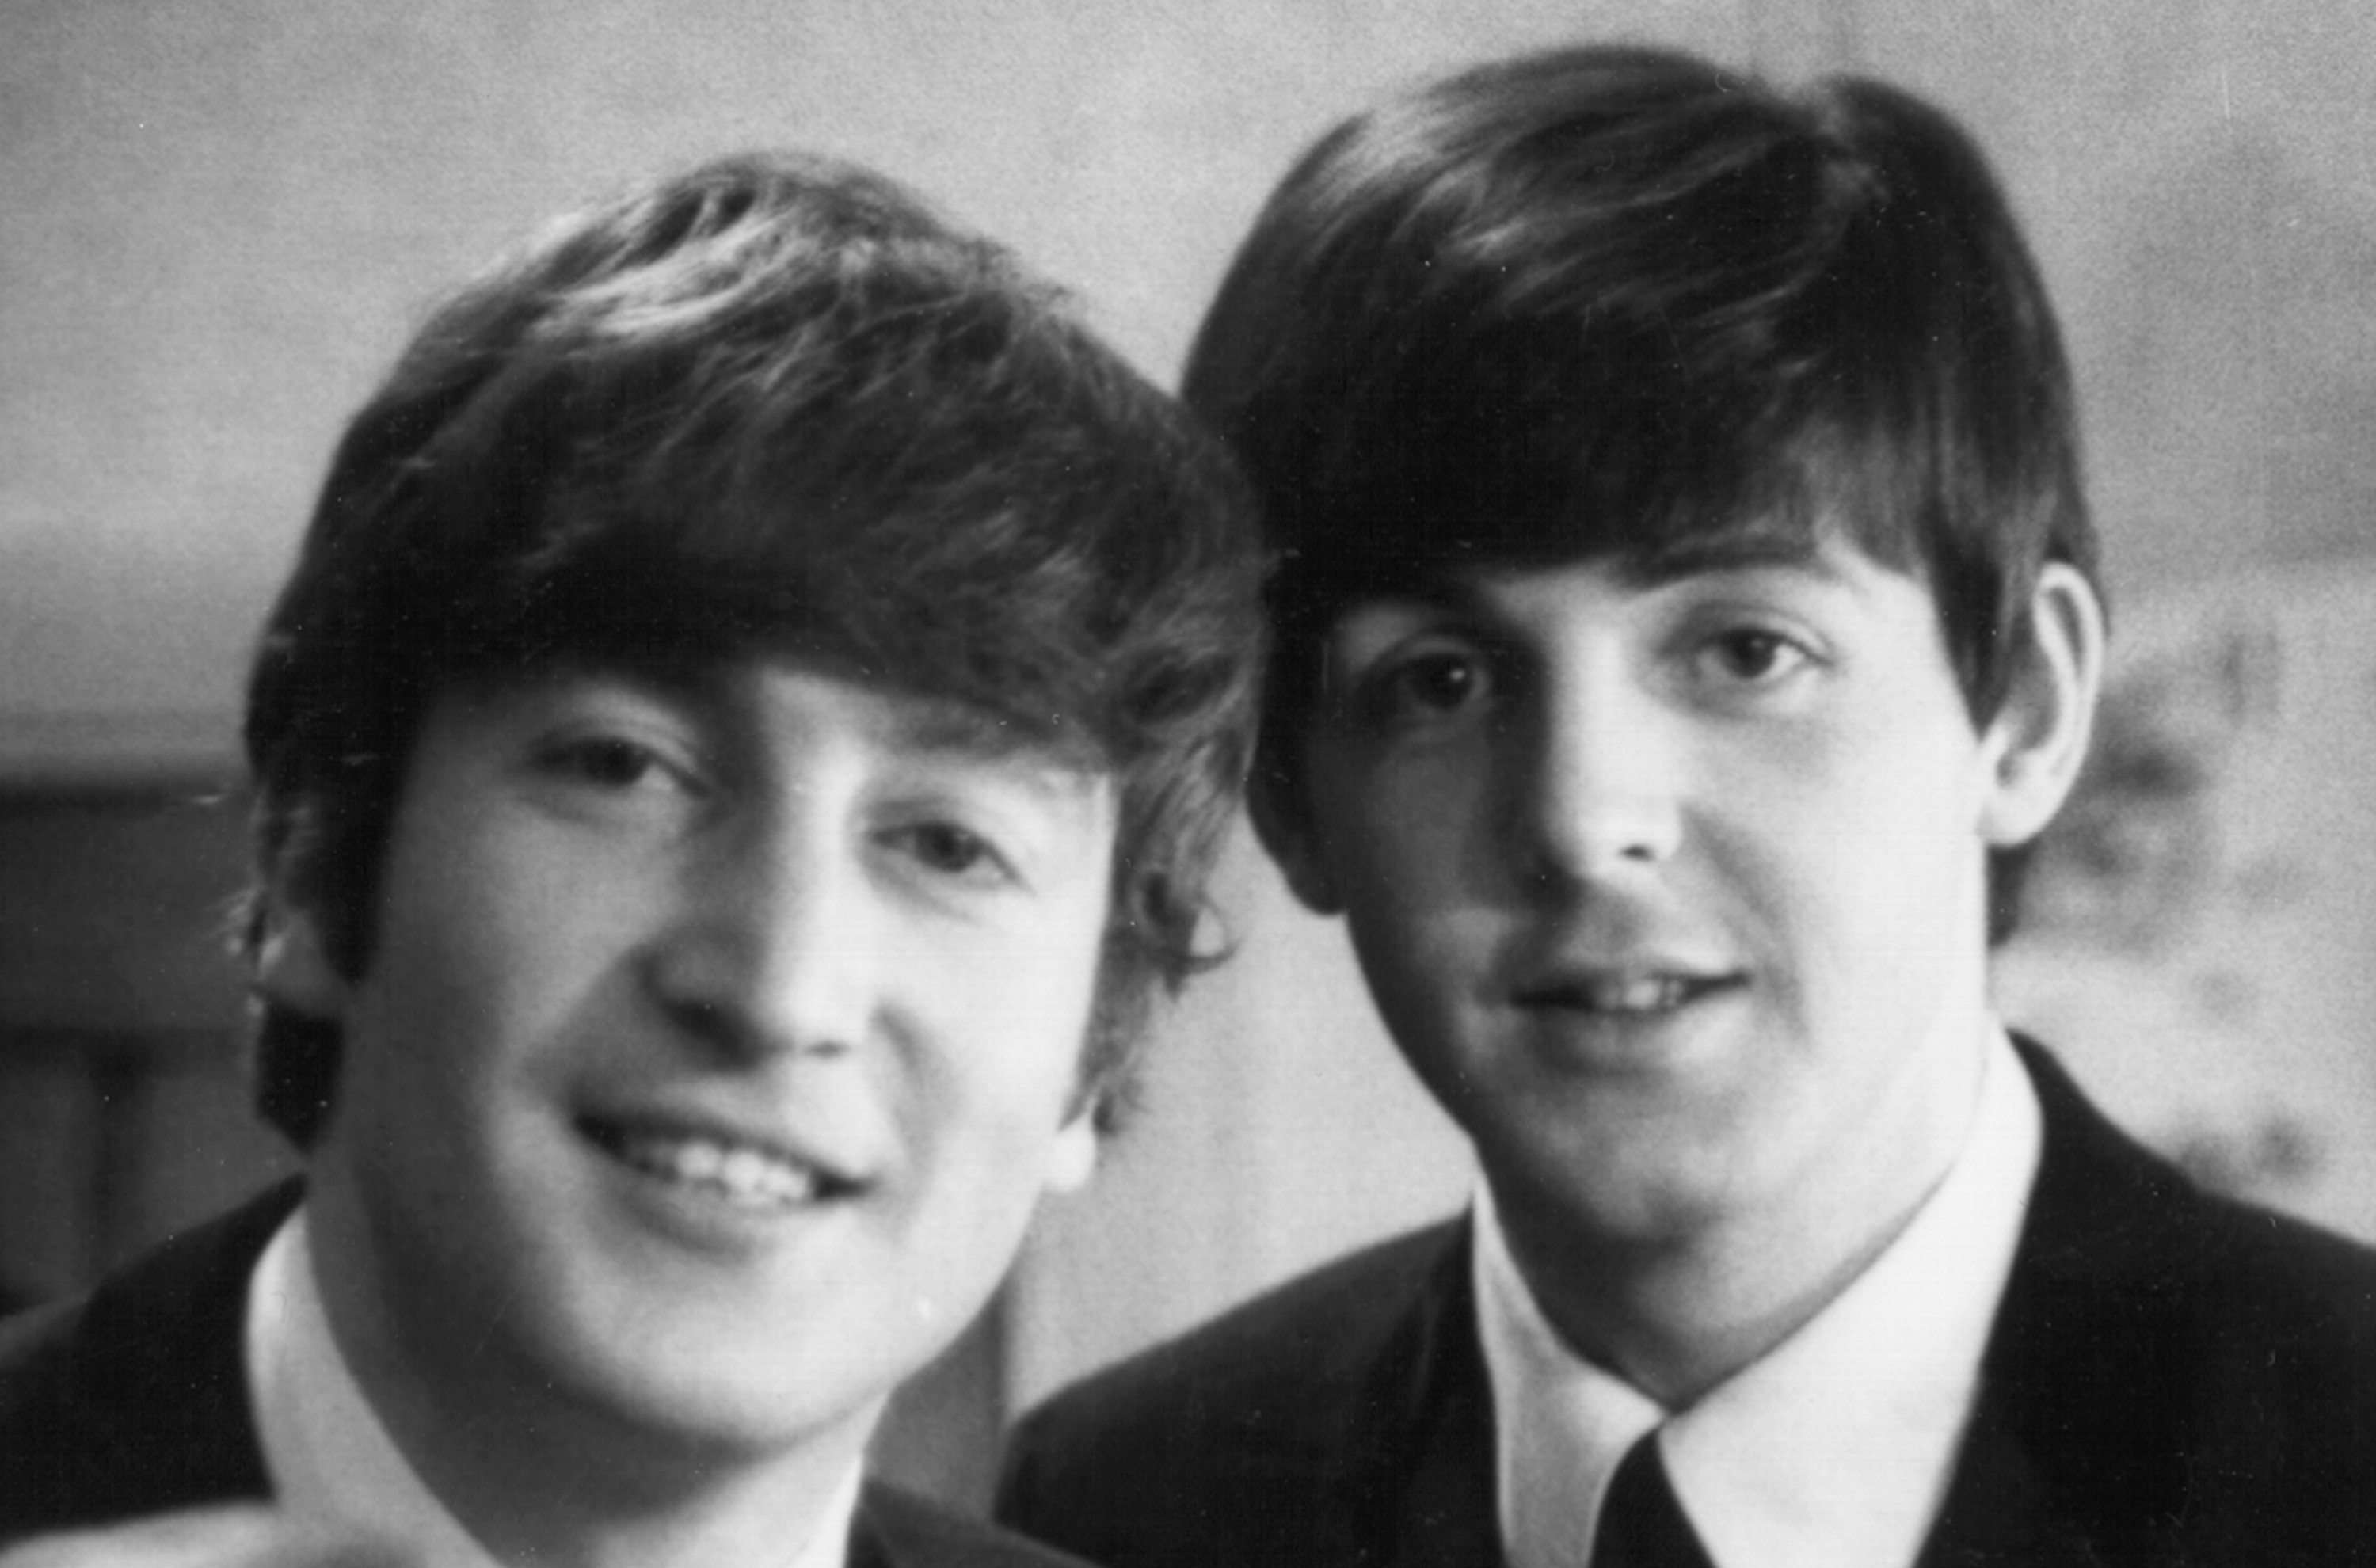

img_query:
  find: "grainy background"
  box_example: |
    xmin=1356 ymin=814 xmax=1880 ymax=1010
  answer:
xmin=3 ymin=0 xmax=2372 ymax=1507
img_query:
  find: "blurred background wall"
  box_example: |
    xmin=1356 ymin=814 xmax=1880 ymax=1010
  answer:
xmin=3 ymin=0 xmax=2373 ymax=1511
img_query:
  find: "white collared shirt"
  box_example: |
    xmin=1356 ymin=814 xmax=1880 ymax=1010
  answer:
xmin=244 ymin=1206 xmax=862 ymax=1568
xmin=1474 ymin=1027 xmax=2043 ymax=1568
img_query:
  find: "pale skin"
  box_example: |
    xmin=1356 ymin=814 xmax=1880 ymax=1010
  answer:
xmin=282 ymin=666 xmax=1111 ymax=1567
xmin=1264 ymin=540 xmax=2104 ymax=1407
xmin=14 ymin=664 xmax=1118 ymax=1568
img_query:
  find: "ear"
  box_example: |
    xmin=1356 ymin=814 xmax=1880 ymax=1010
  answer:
xmin=1978 ymin=562 xmax=2106 ymax=847
xmin=251 ymin=861 xmax=352 ymax=1022
xmin=1247 ymin=759 xmax=1342 ymax=915
xmin=1042 ymin=1110 xmax=1099 ymax=1195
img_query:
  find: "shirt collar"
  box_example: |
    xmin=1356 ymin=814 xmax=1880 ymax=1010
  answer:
xmin=245 ymin=1205 xmax=862 ymax=1568
xmin=1474 ymin=1026 xmax=2043 ymax=1568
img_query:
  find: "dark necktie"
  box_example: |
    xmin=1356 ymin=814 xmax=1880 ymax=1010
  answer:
xmin=1589 ymin=1433 xmax=1718 ymax=1568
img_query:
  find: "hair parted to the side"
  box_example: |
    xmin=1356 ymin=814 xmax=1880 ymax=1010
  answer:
xmin=1184 ymin=44 xmax=2100 ymax=943
xmin=244 ymin=150 xmax=1265 ymax=1147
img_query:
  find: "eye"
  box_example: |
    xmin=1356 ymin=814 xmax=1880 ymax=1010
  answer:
xmin=889 ymin=820 xmax=1016 ymax=885
xmin=545 ymin=736 xmax=670 ymax=789
xmin=531 ymin=731 xmax=709 ymax=809
xmin=1354 ymin=642 xmax=1500 ymax=731
xmin=1694 ymin=627 xmax=1814 ymax=687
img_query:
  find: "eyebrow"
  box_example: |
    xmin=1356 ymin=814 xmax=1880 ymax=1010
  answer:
xmin=1350 ymin=534 xmax=1845 ymax=622
xmin=1611 ymin=529 xmax=1837 ymax=588
xmin=542 ymin=660 xmax=1099 ymax=777
xmin=883 ymin=707 xmax=1114 ymax=823
xmin=889 ymin=702 xmax=1074 ymax=763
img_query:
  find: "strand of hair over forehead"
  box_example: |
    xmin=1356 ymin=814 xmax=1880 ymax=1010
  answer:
xmin=491 ymin=154 xmax=1056 ymax=361
xmin=564 ymin=177 xmax=1235 ymax=810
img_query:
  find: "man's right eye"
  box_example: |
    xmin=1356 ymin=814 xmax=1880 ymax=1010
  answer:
xmin=1357 ymin=645 xmax=1496 ymax=729
xmin=546 ymin=736 xmax=666 ymax=788
xmin=532 ymin=733 xmax=707 ymax=803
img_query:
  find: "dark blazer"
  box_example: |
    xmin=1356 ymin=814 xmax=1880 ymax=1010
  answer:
xmin=0 ymin=1182 xmax=1091 ymax=1568
xmin=997 ymin=1041 xmax=2376 ymax=1566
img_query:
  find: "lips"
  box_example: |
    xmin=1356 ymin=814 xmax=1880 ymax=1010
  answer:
xmin=580 ymin=1114 xmax=866 ymax=1208
xmin=1511 ymin=968 xmax=1743 ymax=1016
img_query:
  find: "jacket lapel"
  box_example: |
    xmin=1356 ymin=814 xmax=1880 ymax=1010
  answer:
xmin=1298 ymin=1047 xmax=2180 ymax=1568
xmin=1917 ymin=1394 xmax=2112 ymax=1566
xmin=1319 ymin=1218 xmax=1502 ymax=1568
xmin=1917 ymin=1040 xmax=2205 ymax=1565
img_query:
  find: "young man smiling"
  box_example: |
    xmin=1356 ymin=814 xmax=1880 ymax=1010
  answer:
xmin=0 ymin=151 xmax=1263 ymax=1568
xmin=998 ymin=44 xmax=2376 ymax=1567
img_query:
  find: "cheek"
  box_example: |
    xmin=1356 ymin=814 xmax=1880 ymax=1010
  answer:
xmin=1311 ymin=750 xmax=1480 ymax=908
xmin=1735 ymin=733 xmax=1992 ymax=999
xmin=893 ymin=1000 xmax=1093 ymax=1307
xmin=350 ymin=828 xmax=618 ymax=1113
xmin=909 ymin=914 xmax=1106 ymax=1130
xmin=333 ymin=923 xmax=516 ymax=1172
xmin=1307 ymin=755 xmax=1508 ymax=1049
xmin=371 ymin=886 xmax=516 ymax=1047
xmin=917 ymin=898 xmax=1112 ymax=1207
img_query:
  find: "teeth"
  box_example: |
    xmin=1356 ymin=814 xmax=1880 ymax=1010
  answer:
xmin=1582 ymin=976 xmax=1689 ymax=1013
xmin=615 ymin=1131 xmax=820 ymax=1208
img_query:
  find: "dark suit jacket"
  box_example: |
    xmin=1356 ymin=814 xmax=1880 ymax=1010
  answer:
xmin=998 ymin=1041 xmax=2376 ymax=1566
xmin=0 ymin=1181 xmax=1091 ymax=1568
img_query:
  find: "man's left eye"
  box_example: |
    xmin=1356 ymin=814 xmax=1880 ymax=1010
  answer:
xmin=538 ymin=733 xmax=700 ymax=795
xmin=1698 ymin=629 xmax=1810 ymax=684
xmin=896 ymin=822 xmax=1011 ymax=881
xmin=554 ymin=736 xmax=667 ymax=787
xmin=1350 ymin=642 xmax=1500 ymax=733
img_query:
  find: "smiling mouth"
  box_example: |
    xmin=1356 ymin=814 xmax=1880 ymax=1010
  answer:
xmin=1517 ymin=972 xmax=1742 ymax=1016
xmin=581 ymin=1118 xmax=864 ymax=1209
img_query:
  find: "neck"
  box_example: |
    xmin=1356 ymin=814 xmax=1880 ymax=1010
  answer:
xmin=359 ymin=1349 xmax=863 ymax=1568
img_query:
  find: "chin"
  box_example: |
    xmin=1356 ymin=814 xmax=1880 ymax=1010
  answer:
xmin=1504 ymin=1125 xmax=1745 ymax=1245
xmin=573 ymin=1340 xmax=885 ymax=1462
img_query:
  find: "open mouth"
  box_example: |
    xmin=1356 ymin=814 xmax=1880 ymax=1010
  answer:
xmin=580 ymin=1117 xmax=865 ymax=1209
xmin=1517 ymin=972 xmax=1742 ymax=1017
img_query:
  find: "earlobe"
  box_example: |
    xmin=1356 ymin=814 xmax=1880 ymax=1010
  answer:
xmin=252 ymin=881 xmax=351 ymax=1021
xmin=1247 ymin=764 xmax=1342 ymax=915
xmin=1979 ymin=562 xmax=2106 ymax=847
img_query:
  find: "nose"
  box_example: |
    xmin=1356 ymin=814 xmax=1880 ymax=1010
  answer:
xmin=645 ymin=815 xmax=873 ymax=1062
xmin=1506 ymin=676 xmax=1683 ymax=889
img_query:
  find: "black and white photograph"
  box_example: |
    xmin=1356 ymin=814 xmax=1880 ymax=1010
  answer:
xmin=3 ymin=4 xmax=2373 ymax=1563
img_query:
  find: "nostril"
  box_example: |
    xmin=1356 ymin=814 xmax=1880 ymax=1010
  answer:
xmin=1510 ymin=796 xmax=1682 ymax=892
xmin=651 ymin=984 xmax=741 ymax=1052
xmin=643 ymin=936 xmax=866 ymax=1064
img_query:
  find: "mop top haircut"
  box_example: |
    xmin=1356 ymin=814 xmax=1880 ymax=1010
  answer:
xmin=244 ymin=150 xmax=1265 ymax=1147
xmin=1185 ymin=44 xmax=2100 ymax=939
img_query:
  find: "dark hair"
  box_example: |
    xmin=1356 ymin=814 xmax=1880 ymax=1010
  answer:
xmin=245 ymin=150 xmax=1264 ymax=1145
xmin=1185 ymin=44 xmax=2099 ymax=941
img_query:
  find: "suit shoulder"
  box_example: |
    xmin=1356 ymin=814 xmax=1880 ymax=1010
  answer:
xmin=0 ymin=1295 xmax=83 ymax=1401
xmin=996 ymin=1220 xmax=1467 ymax=1568
xmin=2028 ymin=1041 xmax=2376 ymax=1359
xmin=0 ymin=1188 xmax=293 ymax=1542
xmin=2023 ymin=1036 xmax=2376 ymax=1326
xmin=2165 ymin=1180 xmax=2376 ymax=1380
xmin=2066 ymin=1184 xmax=2376 ymax=1552
xmin=0 ymin=1296 xmax=105 ymax=1540
xmin=853 ymin=1482 xmax=1099 ymax=1568
xmin=1016 ymin=1219 xmax=1462 ymax=1441
xmin=2009 ymin=1045 xmax=2376 ymax=1554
